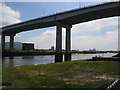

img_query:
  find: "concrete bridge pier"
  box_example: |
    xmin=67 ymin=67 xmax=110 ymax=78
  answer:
xmin=9 ymin=34 xmax=15 ymax=50
xmin=65 ymin=26 xmax=72 ymax=61
xmin=1 ymin=34 xmax=5 ymax=51
xmin=55 ymin=25 xmax=63 ymax=62
xmin=55 ymin=22 xmax=72 ymax=62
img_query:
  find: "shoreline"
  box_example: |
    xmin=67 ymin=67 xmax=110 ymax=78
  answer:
xmin=2 ymin=60 xmax=120 ymax=88
xmin=2 ymin=51 xmax=113 ymax=57
xmin=2 ymin=50 xmax=110 ymax=56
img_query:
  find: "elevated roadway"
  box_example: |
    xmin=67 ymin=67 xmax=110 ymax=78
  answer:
xmin=1 ymin=2 xmax=119 ymax=35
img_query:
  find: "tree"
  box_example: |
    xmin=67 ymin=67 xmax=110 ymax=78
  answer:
xmin=51 ymin=46 xmax=55 ymax=50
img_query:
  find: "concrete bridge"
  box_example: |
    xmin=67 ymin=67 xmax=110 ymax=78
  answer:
xmin=1 ymin=2 xmax=120 ymax=62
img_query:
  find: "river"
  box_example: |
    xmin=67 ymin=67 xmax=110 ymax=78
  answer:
xmin=2 ymin=53 xmax=117 ymax=67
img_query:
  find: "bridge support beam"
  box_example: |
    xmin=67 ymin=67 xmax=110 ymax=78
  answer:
xmin=10 ymin=34 xmax=15 ymax=50
xmin=55 ymin=25 xmax=63 ymax=62
xmin=1 ymin=34 xmax=5 ymax=51
xmin=55 ymin=22 xmax=72 ymax=62
xmin=65 ymin=27 xmax=72 ymax=61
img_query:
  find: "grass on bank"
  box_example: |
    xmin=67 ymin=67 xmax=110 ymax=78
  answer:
xmin=2 ymin=60 xmax=120 ymax=88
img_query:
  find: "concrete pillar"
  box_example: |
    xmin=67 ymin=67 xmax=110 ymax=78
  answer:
xmin=65 ymin=27 xmax=71 ymax=61
xmin=56 ymin=25 xmax=62 ymax=52
xmin=1 ymin=34 xmax=5 ymax=51
xmin=10 ymin=34 xmax=15 ymax=50
xmin=66 ymin=27 xmax=71 ymax=52
xmin=55 ymin=25 xmax=63 ymax=62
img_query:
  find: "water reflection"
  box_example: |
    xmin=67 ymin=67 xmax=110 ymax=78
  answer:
xmin=55 ymin=53 xmax=63 ymax=63
xmin=22 ymin=56 xmax=34 ymax=59
xmin=64 ymin=53 xmax=71 ymax=62
xmin=2 ymin=55 xmax=54 ymax=67
xmin=55 ymin=53 xmax=72 ymax=62
xmin=2 ymin=53 xmax=117 ymax=67
xmin=2 ymin=57 xmax=14 ymax=67
xmin=8 ymin=57 xmax=14 ymax=67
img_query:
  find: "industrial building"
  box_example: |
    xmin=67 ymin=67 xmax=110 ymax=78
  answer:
xmin=22 ymin=43 xmax=34 ymax=50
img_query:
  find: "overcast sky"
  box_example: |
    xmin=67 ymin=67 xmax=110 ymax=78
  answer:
xmin=0 ymin=0 xmax=119 ymax=51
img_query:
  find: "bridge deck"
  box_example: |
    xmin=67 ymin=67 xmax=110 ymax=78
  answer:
xmin=1 ymin=2 xmax=119 ymax=35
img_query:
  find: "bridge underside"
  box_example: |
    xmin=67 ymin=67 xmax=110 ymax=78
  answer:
xmin=62 ymin=7 xmax=119 ymax=25
xmin=2 ymin=2 xmax=119 ymax=35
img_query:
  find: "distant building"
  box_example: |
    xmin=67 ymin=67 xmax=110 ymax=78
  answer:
xmin=89 ymin=48 xmax=96 ymax=52
xmin=22 ymin=43 xmax=34 ymax=50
